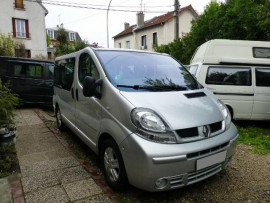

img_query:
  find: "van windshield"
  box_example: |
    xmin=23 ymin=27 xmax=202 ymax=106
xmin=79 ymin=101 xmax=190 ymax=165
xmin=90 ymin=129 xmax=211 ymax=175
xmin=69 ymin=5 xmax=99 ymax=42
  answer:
xmin=95 ymin=50 xmax=200 ymax=92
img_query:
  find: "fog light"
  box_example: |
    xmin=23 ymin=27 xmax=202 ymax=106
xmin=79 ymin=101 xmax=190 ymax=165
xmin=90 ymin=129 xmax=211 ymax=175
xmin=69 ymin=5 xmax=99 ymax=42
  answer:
xmin=155 ymin=178 xmax=168 ymax=189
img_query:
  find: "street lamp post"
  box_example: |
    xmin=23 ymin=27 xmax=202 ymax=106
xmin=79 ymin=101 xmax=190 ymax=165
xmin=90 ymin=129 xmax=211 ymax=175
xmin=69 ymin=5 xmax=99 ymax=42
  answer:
xmin=107 ymin=0 xmax=113 ymax=48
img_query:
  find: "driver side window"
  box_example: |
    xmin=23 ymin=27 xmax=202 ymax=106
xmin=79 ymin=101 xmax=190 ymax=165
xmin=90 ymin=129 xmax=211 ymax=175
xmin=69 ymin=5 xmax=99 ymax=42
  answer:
xmin=78 ymin=53 xmax=100 ymax=85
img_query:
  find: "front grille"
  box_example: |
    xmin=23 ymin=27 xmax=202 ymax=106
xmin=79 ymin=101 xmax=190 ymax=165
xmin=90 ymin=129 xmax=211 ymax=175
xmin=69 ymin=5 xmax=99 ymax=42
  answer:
xmin=210 ymin=121 xmax=222 ymax=133
xmin=175 ymin=121 xmax=224 ymax=140
xmin=176 ymin=127 xmax=198 ymax=138
xmin=187 ymin=164 xmax=222 ymax=184
xmin=187 ymin=142 xmax=229 ymax=159
xmin=169 ymin=176 xmax=184 ymax=188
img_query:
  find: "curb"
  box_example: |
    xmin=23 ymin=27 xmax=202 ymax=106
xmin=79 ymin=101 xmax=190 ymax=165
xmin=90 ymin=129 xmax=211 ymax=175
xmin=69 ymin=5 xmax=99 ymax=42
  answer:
xmin=34 ymin=109 xmax=123 ymax=203
xmin=10 ymin=176 xmax=25 ymax=203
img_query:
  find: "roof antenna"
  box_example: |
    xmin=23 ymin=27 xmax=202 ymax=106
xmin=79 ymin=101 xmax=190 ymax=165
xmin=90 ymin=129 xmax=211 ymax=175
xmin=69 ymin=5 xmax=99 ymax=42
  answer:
xmin=140 ymin=0 xmax=143 ymax=12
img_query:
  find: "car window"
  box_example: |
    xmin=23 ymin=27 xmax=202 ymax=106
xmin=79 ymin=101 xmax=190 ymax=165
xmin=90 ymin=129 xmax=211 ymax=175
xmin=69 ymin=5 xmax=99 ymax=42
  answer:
xmin=256 ymin=68 xmax=270 ymax=87
xmin=0 ymin=61 xmax=8 ymax=76
xmin=28 ymin=65 xmax=42 ymax=78
xmin=48 ymin=65 xmax=54 ymax=80
xmin=95 ymin=51 xmax=199 ymax=92
xmin=78 ymin=53 xmax=100 ymax=85
xmin=11 ymin=62 xmax=43 ymax=78
xmin=189 ymin=65 xmax=198 ymax=76
xmin=206 ymin=66 xmax=251 ymax=86
xmin=55 ymin=58 xmax=75 ymax=90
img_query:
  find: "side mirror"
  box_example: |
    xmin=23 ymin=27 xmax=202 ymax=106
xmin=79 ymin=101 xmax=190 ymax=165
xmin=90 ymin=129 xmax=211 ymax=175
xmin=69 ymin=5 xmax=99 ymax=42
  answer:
xmin=83 ymin=76 xmax=103 ymax=99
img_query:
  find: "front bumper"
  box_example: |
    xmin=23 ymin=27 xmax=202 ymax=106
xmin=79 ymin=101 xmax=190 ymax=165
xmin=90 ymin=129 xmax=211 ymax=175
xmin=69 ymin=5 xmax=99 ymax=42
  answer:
xmin=119 ymin=123 xmax=238 ymax=192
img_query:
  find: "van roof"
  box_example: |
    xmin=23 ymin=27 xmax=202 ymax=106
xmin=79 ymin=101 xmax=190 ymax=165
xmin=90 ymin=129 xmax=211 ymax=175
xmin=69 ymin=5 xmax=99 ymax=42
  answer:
xmin=190 ymin=39 xmax=270 ymax=65
xmin=0 ymin=56 xmax=54 ymax=63
xmin=55 ymin=47 xmax=168 ymax=61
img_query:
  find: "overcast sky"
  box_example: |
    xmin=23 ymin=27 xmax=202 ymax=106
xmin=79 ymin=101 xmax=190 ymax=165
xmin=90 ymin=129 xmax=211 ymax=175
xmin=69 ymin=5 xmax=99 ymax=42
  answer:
xmin=44 ymin=0 xmax=225 ymax=47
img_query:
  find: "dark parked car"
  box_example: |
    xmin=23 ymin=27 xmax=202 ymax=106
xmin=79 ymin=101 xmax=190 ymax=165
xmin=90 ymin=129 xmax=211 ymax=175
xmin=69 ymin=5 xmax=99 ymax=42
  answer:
xmin=0 ymin=57 xmax=54 ymax=105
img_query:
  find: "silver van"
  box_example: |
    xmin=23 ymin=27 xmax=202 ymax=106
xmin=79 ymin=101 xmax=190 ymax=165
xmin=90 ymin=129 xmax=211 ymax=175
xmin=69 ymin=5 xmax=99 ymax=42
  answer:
xmin=53 ymin=47 xmax=238 ymax=192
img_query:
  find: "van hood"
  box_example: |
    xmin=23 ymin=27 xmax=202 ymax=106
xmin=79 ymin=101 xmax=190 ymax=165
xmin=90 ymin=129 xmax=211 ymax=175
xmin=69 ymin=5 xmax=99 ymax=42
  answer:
xmin=120 ymin=89 xmax=224 ymax=130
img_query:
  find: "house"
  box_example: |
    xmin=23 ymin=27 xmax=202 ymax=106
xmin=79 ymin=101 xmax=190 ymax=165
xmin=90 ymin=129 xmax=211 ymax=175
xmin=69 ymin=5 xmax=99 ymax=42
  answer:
xmin=113 ymin=5 xmax=198 ymax=51
xmin=46 ymin=26 xmax=82 ymax=59
xmin=0 ymin=0 xmax=48 ymax=58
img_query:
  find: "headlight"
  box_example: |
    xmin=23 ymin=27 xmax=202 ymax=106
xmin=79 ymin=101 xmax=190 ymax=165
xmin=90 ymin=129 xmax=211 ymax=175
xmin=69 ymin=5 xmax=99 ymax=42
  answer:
xmin=217 ymin=100 xmax=231 ymax=130
xmin=131 ymin=108 xmax=176 ymax=143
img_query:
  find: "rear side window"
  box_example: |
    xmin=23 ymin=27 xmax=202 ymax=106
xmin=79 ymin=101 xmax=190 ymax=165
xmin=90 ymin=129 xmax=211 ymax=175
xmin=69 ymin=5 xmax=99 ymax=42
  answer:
xmin=11 ymin=62 xmax=43 ymax=78
xmin=0 ymin=61 xmax=8 ymax=76
xmin=256 ymin=68 xmax=270 ymax=87
xmin=55 ymin=58 xmax=75 ymax=90
xmin=253 ymin=47 xmax=270 ymax=58
xmin=206 ymin=66 xmax=251 ymax=86
xmin=189 ymin=65 xmax=198 ymax=76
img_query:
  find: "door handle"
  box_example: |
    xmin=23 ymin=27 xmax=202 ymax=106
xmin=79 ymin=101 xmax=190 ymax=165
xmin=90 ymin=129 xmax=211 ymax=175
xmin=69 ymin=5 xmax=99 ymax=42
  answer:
xmin=76 ymin=89 xmax=79 ymax=101
xmin=71 ymin=88 xmax=74 ymax=99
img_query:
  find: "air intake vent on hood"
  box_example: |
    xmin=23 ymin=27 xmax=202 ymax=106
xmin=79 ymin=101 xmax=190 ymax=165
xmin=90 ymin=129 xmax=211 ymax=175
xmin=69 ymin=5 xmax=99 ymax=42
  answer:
xmin=184 ymin=92 xmax=206 ymax=99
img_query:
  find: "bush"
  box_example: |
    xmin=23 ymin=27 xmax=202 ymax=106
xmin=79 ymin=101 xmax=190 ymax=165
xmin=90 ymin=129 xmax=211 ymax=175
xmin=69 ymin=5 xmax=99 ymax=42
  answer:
xmin=0 ymin=79 xmax=19 ymax=127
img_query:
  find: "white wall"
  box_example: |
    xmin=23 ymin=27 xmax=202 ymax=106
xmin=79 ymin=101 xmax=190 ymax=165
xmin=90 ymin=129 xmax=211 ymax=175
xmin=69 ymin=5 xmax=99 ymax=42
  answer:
xmin=113 ymin=9 xmax=197 ymax=51
xmin=114 ymin=33 xmax=135 ymax=49
xmin=0 ymin=0 xmax=47 ymax=57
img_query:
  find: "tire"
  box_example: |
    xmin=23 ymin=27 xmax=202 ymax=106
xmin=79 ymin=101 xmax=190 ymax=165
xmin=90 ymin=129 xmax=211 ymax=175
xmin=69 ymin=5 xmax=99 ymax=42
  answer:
xmin=100 ymin=139 xmax=128 ymax=191
xmin=55 ymin=106 xmax=66 ymax=131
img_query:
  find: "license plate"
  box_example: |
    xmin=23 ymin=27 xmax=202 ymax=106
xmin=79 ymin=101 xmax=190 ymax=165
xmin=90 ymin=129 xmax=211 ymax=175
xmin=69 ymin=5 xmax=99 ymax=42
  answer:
xmin=197 ymin=151 xmax=227 ymax=170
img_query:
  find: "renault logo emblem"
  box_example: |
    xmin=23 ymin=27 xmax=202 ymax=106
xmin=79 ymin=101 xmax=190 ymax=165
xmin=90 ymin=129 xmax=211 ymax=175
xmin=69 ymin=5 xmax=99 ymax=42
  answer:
xmin=202 ymin=125 xmax=211 ymax=137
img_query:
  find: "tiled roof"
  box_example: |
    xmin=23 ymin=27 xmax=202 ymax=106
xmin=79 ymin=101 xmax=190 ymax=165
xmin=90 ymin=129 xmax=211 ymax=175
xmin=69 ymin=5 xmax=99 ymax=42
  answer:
xmin=113 ymin=5 xmax=198 ymax=38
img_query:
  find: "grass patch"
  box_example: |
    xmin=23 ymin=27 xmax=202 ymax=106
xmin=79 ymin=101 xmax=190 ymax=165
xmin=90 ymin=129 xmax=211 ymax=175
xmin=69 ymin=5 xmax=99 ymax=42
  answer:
xmin=235 ymin=121 xmax=270 ymax=154
xmin=0 ymin=143 xmax=20 ymax=178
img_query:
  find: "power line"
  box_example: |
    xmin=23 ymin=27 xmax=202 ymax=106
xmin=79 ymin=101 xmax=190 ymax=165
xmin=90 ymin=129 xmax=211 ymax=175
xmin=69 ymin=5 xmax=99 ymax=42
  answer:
xmin=25 ymin=0 xmax=172 ymax=13
xmin=43 ymin=0 xmax=173 ymax=8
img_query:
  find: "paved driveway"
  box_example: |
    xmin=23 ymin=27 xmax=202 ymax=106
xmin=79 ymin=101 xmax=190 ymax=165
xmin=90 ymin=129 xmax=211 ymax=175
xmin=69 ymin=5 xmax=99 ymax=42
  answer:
xmin=15 ymin=109 xmax=112 ymax=203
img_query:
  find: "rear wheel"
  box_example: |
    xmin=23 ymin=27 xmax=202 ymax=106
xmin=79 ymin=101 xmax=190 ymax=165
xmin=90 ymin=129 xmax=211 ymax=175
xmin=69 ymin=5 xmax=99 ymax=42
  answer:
xmin=100 ymin=139 xmax=128 ymax=191
xmin=55 ymin=106 xmax=65 ymax=131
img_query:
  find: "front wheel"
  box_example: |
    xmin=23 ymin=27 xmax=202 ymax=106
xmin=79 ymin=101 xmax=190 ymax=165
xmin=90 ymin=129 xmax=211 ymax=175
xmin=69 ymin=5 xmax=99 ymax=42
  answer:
xmin=100 ymin=139 xmax=128 ymax=191
xmin=55 ymin=106 xmax=66 ymax=131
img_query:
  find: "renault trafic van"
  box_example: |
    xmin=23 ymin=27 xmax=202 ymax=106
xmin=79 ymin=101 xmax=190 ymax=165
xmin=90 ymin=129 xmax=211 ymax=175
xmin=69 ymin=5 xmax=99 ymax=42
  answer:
xmin=189 ymin=39 xmax=270 ymax=120
xmin=0 ymin=56 xmax=54 ymax=105
xmin=53 ymin=47 xmax=238 ymax=192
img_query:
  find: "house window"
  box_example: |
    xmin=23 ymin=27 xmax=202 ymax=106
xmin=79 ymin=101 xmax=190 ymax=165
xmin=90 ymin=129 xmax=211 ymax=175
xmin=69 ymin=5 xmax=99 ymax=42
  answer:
xmin=15 ymin=0 xmax=24 ymax=9
xmin=69 ymin=32 xmax=76 ymax=41
xmin=126 ymin=41 xmax=130 ymax=49
xmin=47 ymin=30 xmax=54 ymax=39
xmin=119 ymin=43 xmax=121 ymax=48
xmin=141 ymin=35 xmax=147 ymax=49
xmin=12 ymin=18 xmax=29 ymax=38
xmin=153 ymin=32 xmax=157 ymax=46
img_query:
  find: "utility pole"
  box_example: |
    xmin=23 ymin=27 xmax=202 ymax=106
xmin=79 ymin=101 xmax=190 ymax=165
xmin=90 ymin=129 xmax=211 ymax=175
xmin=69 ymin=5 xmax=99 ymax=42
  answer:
xmin=107 ymin=0 xmax=113 ymax=48
xmin=174 ymin=0 xmax=180 ymax=39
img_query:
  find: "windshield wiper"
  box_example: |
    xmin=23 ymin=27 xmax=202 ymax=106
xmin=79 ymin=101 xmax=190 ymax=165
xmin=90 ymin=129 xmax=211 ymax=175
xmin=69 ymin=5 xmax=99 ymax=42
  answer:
xmin=116 ymin=84 xmax=187 ymax=91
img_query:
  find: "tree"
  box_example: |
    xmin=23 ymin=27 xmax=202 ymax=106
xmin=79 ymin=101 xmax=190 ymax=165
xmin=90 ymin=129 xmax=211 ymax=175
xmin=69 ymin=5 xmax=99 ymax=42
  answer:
xmin=54 ymin=28 xmax=89 ymax=57
xmin=155 ymin=0 xmax=270 ymax=64
xmin=0 ymin=33 xmax=14 ymax=56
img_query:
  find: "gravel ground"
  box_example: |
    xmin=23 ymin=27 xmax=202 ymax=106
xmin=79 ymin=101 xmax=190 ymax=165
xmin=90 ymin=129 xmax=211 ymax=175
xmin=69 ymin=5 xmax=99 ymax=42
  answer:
xmin=39 ymin=108 xmax=270 ymax=203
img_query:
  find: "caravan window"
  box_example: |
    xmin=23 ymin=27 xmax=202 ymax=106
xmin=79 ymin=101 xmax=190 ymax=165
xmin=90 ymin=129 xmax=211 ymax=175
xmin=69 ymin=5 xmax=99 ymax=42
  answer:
xmin=206 ymin=66 xmax=251 ymax=86
xmin=256 ymin=68 xmax=270 ymax=87
xmin=253 ymin=48 xmax=270 ymax=58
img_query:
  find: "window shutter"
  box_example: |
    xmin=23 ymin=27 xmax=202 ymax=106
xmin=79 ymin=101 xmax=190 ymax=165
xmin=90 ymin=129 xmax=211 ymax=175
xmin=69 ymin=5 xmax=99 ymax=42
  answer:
xmin=12 ymin=18 xmax=16 ymax=37
xmin=15 ymin=0 xmax=24 ymax=9
xmin=25 ymin=20 xmax=29 ymax=38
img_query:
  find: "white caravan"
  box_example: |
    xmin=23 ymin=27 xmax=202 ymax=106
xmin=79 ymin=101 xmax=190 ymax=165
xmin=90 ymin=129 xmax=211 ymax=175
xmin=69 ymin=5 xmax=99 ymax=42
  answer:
xmin=189 ymin=39 xmax=270 ymax=120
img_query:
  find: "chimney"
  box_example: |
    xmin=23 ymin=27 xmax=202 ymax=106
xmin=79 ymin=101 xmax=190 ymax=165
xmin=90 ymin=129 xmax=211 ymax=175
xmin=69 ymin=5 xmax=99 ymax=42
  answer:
xmin=124 ymin=22 xmax=130 ymax=30
xmin=136 ymin=12 xmax=144 ymax=28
